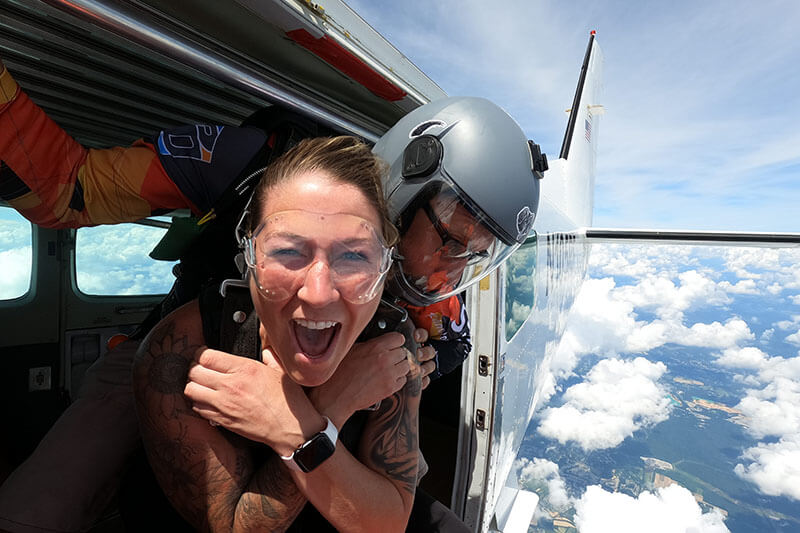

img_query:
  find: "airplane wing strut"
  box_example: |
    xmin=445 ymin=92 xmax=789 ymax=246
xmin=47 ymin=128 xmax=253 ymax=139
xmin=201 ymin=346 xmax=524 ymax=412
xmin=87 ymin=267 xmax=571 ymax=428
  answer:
xmin=586 ymin=228 xmax=800 ymax=247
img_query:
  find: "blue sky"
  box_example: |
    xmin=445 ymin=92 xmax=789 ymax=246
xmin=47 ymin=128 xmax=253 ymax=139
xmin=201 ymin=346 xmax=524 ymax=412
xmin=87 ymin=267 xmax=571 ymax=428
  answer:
xmin=346 ymin=0 xmax=800 ymax=232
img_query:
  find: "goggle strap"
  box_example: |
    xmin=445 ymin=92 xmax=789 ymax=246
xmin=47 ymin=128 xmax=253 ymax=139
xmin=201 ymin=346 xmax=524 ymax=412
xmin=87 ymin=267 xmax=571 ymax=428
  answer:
xmin=219 ymin=276 xmax=250 ymax=298
xmin=234 ymin=189 xmax=259 ymax=248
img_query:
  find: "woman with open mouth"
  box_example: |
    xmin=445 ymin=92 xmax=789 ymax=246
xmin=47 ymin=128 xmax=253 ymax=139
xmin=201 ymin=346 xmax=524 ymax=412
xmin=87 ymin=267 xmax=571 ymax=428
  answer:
xmin=133 ymin=136 xmax=423 ymax=532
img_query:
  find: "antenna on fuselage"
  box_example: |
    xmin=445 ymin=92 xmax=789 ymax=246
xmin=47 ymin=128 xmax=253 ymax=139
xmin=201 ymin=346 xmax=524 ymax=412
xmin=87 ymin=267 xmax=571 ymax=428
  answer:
xmin=559 ymin=30 xmax=596 ymax=160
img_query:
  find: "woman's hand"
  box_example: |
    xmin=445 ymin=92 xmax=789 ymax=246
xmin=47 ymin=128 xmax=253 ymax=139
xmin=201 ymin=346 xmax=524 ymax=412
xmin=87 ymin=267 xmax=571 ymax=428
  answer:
xmin=184 ymin=347 xmax=323 ymax=455
xmin=309 ymin=330 xmax=418 ymax=428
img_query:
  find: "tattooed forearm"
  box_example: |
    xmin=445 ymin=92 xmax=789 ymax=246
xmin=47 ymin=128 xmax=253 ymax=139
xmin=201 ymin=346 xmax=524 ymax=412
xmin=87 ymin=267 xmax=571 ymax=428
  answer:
xmin=404 ymin=367 xmax=423 ymax=397
xmin=236 ymin=455 xmax=306 ymax=532
xmin=361 ymin=371 xmax=422 ymax=496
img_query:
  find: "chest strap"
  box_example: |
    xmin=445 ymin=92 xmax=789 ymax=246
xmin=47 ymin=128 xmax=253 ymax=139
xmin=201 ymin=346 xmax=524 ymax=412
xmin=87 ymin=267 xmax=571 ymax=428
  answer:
xmin=199 ymin=281 xmax=260 ymax=359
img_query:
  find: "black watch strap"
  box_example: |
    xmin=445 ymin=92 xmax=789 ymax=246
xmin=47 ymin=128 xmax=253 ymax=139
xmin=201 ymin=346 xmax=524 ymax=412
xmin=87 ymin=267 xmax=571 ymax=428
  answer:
xmin=280 ymin=417 xmax=338 ymax=473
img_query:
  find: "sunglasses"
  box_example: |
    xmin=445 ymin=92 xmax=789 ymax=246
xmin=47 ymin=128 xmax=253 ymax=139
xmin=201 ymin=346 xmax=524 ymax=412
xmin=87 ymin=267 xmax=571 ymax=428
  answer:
xmin=422 ymin=202 xmax=489 ymax=265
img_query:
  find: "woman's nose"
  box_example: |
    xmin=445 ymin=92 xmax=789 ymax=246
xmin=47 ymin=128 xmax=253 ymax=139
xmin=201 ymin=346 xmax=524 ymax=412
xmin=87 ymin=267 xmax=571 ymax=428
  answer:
xmin=297 ymin=261 xmax=340 ymax=307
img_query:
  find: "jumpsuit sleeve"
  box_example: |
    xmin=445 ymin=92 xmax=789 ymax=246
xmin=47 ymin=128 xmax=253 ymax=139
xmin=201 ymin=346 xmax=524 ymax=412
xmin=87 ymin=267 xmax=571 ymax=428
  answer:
xmin=0 ymin=62 xmax=267 ymax=228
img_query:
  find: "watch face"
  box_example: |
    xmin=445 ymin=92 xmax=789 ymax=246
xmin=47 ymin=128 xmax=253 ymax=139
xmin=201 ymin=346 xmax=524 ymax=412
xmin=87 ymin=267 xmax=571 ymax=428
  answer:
xmin=294 ymin=433 xmax=336 ymax=473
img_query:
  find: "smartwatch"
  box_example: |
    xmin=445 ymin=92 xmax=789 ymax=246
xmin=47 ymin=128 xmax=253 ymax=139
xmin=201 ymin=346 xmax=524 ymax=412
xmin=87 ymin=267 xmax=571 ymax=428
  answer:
xmin=280 ymin=416 xmax=338 ymax=473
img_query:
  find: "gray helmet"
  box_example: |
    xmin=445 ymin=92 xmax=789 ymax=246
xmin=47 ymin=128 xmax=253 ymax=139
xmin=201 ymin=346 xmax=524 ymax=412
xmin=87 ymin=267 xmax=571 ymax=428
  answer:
xmin=373 ymin=96 xmax=546 ymax=307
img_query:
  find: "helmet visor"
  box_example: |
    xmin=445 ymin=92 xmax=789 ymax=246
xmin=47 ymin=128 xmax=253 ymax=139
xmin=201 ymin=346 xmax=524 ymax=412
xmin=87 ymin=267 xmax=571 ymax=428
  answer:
xmin=244 ymin=210 xmax=393 ymax=304
xmin=395 ymin=182 xmax=521 ymax=304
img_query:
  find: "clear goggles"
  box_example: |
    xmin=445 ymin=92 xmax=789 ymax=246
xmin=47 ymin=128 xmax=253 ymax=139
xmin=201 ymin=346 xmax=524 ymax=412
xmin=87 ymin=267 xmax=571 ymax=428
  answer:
xmin=395 ymin=182 xmax=521 ymax=304
xmin=244 ymin=210 xmax=394 ymax=304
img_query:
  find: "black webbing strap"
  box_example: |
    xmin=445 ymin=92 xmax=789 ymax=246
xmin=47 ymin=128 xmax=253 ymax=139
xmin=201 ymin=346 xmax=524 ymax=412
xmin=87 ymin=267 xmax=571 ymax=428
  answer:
xmin=199 ymin=282 xmax=260 ymax=360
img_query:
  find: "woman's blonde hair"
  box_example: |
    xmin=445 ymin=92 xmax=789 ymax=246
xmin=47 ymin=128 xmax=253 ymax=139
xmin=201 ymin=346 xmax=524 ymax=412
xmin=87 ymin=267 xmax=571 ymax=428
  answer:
xmin=247 ymin=136 xmax=398 ymax=246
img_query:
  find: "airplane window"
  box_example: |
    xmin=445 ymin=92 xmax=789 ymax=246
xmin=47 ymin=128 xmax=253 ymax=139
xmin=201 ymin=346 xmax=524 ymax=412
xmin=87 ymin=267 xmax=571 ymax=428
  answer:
xmin=75 ymin=221 xmax=177 ymax=296
xmin=0 ymin=207 xmax=33 ymax=300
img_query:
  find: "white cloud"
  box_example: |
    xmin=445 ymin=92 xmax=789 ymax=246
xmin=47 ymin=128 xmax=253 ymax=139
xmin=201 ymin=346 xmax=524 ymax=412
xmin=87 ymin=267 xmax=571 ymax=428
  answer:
xmin=714 ymin=343 xmax=800 ymax=500
xmin=543 ymin=275 xmax=669 ymax=400
xmin=574 ymin=484 xmax=730 ymax=533
xmin=615 ymin=272 xmax=702 ymax=317
xmin=552 ymin=277 xmax=649 ymax=360
xmin=537 ymin=357 xmax=671 ymax=450
xmin=715 ymin=347 xmax=769 ymax=370
xmin=720 ymin=248 xmax=800 ymax=290
xmin=755 ymin=356 xmax=800 ymax=384
xmin=543 ymin=246 xmax=760 ymax=428
xmin=735 ymin=377 xmax=800 ymax=441
xmin=731 ymin=361 xmax=800 ymax=500
xmin=0 ymin=246 xmax=32 ymax=300
xmin=527 ymin=243 xmax=800 ymax=509
xmin=786 ymin=329 xmax=800 ymax=346
xmin=589 ymin=244 xmax=694 ymax=281
xmin=516 ymin=457 xmax=571 ymax=522
xmin=679 ymin=318 xmax=754 ymax=349
xmin=549 ymin=265 xmax=754 ymax=385
xmin=0 ymin=216 xmax=33 ymax=300
xmin=512 ymin=241 xmax=800 ymax=520
xmin=0 ymin=216 xmax=31 ymax=248
xmin=718 ymin=278 xmax=758 ymax=295
xmin=776 ymin=315 xmax=800 ymax=330
xmin=600 ymin=246 xmax=800 ymax=311
xmin=767 ymin=283 xmax=783 ymax=295
xmin=735 ymin=436 xmax=800 ymax=501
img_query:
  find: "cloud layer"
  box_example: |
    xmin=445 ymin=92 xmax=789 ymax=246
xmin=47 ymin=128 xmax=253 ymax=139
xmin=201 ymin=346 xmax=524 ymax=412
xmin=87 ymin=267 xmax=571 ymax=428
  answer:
xmin=75 ymin=224 xmax=176 ymax=295
xmin=0 ymin=216 xmax=33 ymax=299
xmin=517 ymin=457 xmax=571 ymax=523
xmin=519 ymin=456 xmax=730 ymax=532
xmin=716 ymin=347 xmax=800 ymax=499
xmin=537 ymin=357 xmax=671 ymax=450
xmin=534 ymin=243 xmax=800 ymax=504
xmin=574 ymin=484 xmax=730 ymax=533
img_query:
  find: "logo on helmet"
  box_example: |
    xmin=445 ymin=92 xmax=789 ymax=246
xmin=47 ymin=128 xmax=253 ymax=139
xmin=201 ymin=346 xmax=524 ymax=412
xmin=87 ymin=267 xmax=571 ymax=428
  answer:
xmin=516 ymin=206 xmax=534 ymax=240
xmin=410 ymin=120 xmax=447 ymax=138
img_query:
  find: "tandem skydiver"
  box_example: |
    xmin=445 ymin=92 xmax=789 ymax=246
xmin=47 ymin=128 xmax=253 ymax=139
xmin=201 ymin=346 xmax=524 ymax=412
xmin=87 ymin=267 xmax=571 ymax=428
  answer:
xmin=0 ymin=57 xmax=544 ymax=532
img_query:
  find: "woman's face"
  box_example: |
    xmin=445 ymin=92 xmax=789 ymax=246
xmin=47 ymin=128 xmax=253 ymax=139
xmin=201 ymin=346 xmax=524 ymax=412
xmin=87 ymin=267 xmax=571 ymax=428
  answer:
xmin=250 ymin=171 xmax=384 ymax=387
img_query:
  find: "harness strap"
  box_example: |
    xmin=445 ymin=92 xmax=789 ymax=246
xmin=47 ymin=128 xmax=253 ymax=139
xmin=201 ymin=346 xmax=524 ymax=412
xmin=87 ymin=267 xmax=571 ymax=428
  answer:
xmin=199 ymin=282 xmax=260 ymax=359
xmin=220 ymin=285 xmax=260 ymax=360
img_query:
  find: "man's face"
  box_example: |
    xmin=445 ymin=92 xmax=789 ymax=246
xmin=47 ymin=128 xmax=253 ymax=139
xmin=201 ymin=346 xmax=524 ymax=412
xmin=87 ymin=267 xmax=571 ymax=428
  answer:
xmin=398 ymin=196 xmax=494 ymax=295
